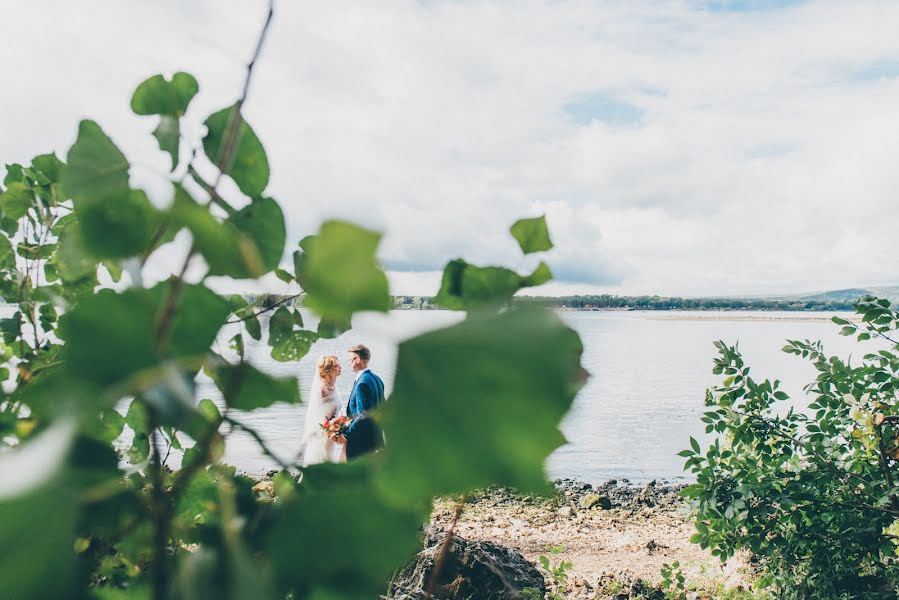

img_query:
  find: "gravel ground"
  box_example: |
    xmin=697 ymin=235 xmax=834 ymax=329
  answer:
xmin=428 ymin=479 xmax=754 ymax=599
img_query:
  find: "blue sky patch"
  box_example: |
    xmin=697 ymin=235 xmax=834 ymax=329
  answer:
xmin=844 ymin=60 xmax=899 ymax=82
xmin=698 ymin=0 xmax=805 ymax=12
xmin=563 ymin=93 xmax=644 ymax=127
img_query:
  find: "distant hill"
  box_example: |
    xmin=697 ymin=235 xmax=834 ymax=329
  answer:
xmin=787 ymin=286 xmax=899 ymax=305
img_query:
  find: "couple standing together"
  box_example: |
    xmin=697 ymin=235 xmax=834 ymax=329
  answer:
xmin=301 ymin=344 xmax=385 ymax=466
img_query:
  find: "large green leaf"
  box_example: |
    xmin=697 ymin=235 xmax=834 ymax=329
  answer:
xmin=130 ymin=72 xmax=199 ymax=117
xmin=60 ymin=283 xmax=228 ymax=385
xmin=0 ymin=421 xmax=77 ymax=600
xmin=56 ymin=221 xmax=98 ymax=282
xmin=63 ymin=121 xmax=159 ymax=257
xmin=297 ymin=221 xmax=390 ymax=321
xmin=77 ymin=188 xmax=159 ymax=258
xmin=60 ymin=289 xmax=157 ymax=385
xmin=169 ymin=185 xmax=270 ymax=278
xmin=0 ymin=231 xmax=13 ymax=270
xmin=266 ymin=462 xmax=424 ymax=599
xmin=267 ymin=306 xmax=317 ymax=362
xmin=30 ymin=152 xmax=65 ymax=184
xmin=0 ymin=181 xmax=34 ymax=219
xmin=147 ymin=281 xmax=231 ymax=359
xmin=203 ymin=105 xmax=269 ymax=197
xmin=228 ymin=197 xmax=285 ymax=273
xmin=131 ymin=72 xmax=198 ymax=171
xmin=376 ymin=307 xmax=585 ymax=505
xmin=510 ymin=215 xmax=553 ymax=254
xmin=434 ymin=259 xmax=552 ymax=310
xmin=153 ymin=116 xmax=181 ymax=171
xmin=212 ymin=362 xmax=300 ymax=410
xmin=63 ymin=120 xmax=130 ymax=206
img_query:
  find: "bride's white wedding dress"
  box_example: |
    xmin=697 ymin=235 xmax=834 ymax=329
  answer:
xmin=302 ymin=367 xmax=346 ymax=466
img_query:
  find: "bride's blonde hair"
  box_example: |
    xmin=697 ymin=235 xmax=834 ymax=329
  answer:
xmin=318 ymin=355 xmax=340 ymax=383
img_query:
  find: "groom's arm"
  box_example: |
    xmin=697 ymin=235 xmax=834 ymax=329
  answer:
xmin=345 ymin=380 xmax=377 ymax=434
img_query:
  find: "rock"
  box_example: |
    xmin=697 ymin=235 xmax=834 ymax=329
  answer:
xmin=251 ymin=480 xmax=273 ymax=496
xmin=558 ymin=506 xmax=575 ymax=518
xmin=391 ymin=533 xmax=546 ymax=600
xmin=579 ymin=493 xmax=612 ymax=510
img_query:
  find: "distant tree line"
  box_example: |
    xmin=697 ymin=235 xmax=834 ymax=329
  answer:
xmin=239 ymin=294 xmax=855 ymax=312
xmin=391 ymin=294 xmax=855 ymax=311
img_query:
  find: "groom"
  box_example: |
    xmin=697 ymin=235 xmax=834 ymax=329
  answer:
xmin=344 ymin=344 xmax=385 ymax=460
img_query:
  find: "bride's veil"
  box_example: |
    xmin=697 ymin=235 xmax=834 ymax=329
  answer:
xmin=303 ymin=358 xmax=325 ymax=442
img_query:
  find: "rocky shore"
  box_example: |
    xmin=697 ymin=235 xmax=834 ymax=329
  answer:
xmin=252 ymin=472 xmax=758 ymax=598
xmin=419 ymin=479 xmax=754 ymax=599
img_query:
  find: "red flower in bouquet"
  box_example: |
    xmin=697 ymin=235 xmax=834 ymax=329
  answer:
xmin=321 ymin=415 xmax=351 ymax=439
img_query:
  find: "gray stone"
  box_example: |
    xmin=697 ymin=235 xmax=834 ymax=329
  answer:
xmin=390 ymin=533 xmax=546 ymax=600
xmin=578 ymin=493 xmax=612 ymax=510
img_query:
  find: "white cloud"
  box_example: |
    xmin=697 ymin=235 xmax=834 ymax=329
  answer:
xmin=3 ymin=0 xmax=899 ymax=297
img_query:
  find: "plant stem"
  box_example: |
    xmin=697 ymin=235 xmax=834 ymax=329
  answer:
xmin=226 ymin=293 xmax=301 ymax=324
xmin=427 ymin=500 xmax=464 ymax=596
xmin=149 ymin=414 xmax=170 ymax=600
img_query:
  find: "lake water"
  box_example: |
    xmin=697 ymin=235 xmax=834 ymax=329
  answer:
xmin=193 ymin=309 xmax=862 ymax=484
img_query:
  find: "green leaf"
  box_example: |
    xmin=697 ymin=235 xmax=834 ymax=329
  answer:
xmin=435 ymin=259 xmax=551 ymax=311
xmin=57 ymin=222 xmax=98 ymax=282
xmin=63 ymin=120 xmax=130 ymax=207
xmin=0 ymin=423 xmax=77 ymax=600
xmin=297 ymin=221 xmax=390 ymax=322
xmin=522 ymin=261 xmax=553 ymax=287
xmin=268 ymin=307 xmax=317 ymax=362
xmin=60 ymin=283 xmax=228 ymax=385
xmin=64 ymin=121 xmax=160 ymax=258
xmin=212 ymin=362 xmax=300 ymax=410
xmin=3 ymin=163 xmax=25 ymax=185
xmin=130 ymin=72 xmax=199 ymax=117
xmin=153 ymin=116 xmax=181 ymax=171
xmin=60 ymin=289 xmax=157 ymax=384
xmin=203 ymin=105 xmax=270 ymax=197
xmin=267 ymin=462 xmax=424 ymax=599
xmin=228 ymin=196 xmax=285 ymax=274
xmin=0 ymin=234 xmax=14 ymax=269
xmin=147 ymin=281 xmax=231 ymax=359
xmin=0 ymin=181 xmax=34 ymax=219
xmin=169 ymin=185 xmax=269 ymax=278
xmin=102 ymin=259 xmax=124 ymax=283
xmin=376 ymin=308 xmax=585 ymax=504
xmin=197 ymin=398 xmax=222 ymax=423
xmin=510 ymin=215 xmax=553 ymax=254
xmin=31 ymin=153 xmax=65 ymax=184
xmin=690 ymin=437 xmax=701 ymax=454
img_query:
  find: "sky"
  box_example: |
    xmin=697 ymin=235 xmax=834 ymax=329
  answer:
xmin=3 ymin=0 xmax=899 ymax=297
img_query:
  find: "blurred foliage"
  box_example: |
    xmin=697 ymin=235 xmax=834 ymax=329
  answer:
xmin=682 ymin=296 xmax=899 ymax=598
xmin=0 ymin=10 xmax=583 ymax=600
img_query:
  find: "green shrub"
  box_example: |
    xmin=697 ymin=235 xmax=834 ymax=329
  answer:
xmin=681 ymin=296 xmax=899 ymax=598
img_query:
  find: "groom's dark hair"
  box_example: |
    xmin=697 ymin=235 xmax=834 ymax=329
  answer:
xmin=349 ymin=344 xmax=371 ymax=362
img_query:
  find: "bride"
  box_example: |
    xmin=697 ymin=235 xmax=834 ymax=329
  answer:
xmin=302 ymin=354 xmax=347 ymax=466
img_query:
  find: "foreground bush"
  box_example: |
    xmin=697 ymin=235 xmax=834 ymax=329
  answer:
xmin=682 ymin=296 xmax=899 ymax=598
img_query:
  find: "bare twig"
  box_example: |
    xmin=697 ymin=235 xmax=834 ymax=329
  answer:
xmin=149 ymin=415 xmax=170 ymax=600
xmin=227 ymin=293 xmax=301 ymax=324
xmin=427 ymin=501 xmax=465 ymax=596
xmin=154 ymin=0 xmax=275 ymax=353
xmin=187 ymin=166 xmax=236 ymax=216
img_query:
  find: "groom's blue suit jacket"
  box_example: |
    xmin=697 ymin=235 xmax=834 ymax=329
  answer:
xmin=346 ymin=370 xmax=385 ymax=434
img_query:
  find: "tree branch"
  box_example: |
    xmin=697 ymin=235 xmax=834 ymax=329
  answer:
xmin=154 ymin=0 xmax=276 ymax=353
xmin=227 ymin=293 xmax=301 ymax=324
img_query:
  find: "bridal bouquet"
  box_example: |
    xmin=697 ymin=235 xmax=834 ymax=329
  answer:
xmin=321 ymin=416 xmax=351 ymax=440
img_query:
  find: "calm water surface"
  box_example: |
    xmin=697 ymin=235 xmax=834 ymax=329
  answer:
xmin=183 ymin=309 xmax=861 ymax=483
